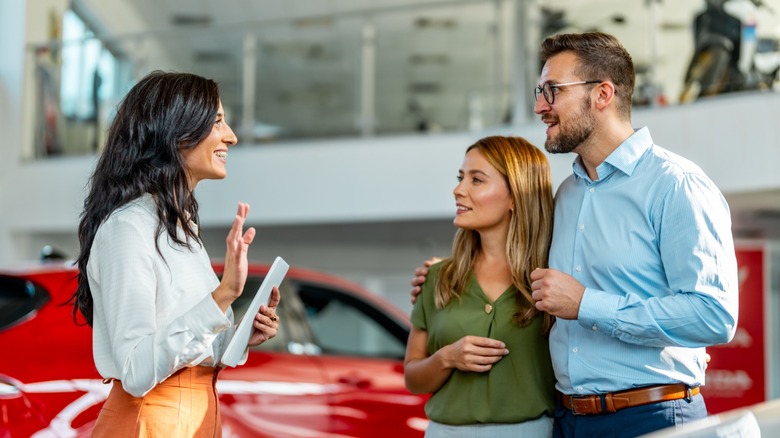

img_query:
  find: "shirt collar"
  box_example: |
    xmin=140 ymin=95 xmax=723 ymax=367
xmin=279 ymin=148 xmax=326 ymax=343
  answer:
xmin=572 ymin=126 xmax=653 ymax=181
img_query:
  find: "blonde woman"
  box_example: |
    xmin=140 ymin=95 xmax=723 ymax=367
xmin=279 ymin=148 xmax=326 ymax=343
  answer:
xmin=404 ymin=136 xmax=556 ymax=437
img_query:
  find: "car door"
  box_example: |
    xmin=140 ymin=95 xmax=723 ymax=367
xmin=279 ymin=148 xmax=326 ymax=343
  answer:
xmin=295 ymin=283 xmax=428 ymax=437
xmin=218 ymin=279 xmax=335 ymax=437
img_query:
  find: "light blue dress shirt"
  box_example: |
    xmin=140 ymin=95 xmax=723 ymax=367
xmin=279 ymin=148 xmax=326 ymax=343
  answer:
xmin=548 ymin=127 xmax=739 ymax=395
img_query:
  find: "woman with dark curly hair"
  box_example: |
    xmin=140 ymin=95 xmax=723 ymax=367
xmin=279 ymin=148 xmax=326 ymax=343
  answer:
xmin=71 ymin=71 xmax=280 ymax=437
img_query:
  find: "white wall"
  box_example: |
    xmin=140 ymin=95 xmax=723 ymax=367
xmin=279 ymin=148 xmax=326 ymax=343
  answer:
xmin=633 ymin=94 xmax=780 ymax=193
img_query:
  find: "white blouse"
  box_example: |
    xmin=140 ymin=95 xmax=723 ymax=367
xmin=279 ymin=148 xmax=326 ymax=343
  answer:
xmin=88 ymin=193 xmax=237 ymax=397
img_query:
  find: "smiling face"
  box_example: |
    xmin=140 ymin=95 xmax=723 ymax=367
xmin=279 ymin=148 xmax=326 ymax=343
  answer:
xmin=534 ymin=51 xmax=597 ymax=155
xmin=181 ymin=101 xmax=237 ymax=189
xmin=453 ymin=148 xmax=513 ymax=234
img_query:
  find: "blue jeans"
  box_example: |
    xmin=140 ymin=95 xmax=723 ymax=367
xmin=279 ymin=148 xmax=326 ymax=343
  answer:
xmin=553 ymin=394 xmax=707 ymax=438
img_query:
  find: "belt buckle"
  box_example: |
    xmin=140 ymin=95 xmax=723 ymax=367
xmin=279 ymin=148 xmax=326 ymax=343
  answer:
xmin=569 ymin=395 xmax=591 ymax=415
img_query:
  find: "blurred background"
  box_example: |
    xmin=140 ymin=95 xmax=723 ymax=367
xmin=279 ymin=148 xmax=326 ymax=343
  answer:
xmin=1 ymin=0 xmax=779 ymax=417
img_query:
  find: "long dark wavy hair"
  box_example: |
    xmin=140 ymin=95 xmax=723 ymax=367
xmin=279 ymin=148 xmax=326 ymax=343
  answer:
xmin=71 ymin=71 xmax=221 ymax=326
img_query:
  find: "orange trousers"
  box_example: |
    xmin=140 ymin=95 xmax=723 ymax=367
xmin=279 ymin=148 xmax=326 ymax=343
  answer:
xmin=91 ymin=366 xmax=222 ymax=437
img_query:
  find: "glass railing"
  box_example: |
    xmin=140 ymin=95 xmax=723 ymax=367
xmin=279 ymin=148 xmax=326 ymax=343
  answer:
xmin=27 ymin=1 xmax=512 ymax=158
xmin=23 ymin=0 xmax=780 ymax=159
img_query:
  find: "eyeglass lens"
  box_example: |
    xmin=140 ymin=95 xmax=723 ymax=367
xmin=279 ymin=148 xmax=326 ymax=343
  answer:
xmin=534 ymin=84 xmax=553 ymax=104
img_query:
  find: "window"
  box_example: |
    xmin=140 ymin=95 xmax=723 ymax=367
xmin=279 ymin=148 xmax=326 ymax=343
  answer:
xmin=226 ymin=275 xmax=408 ymax=360
xmin=33 ymin=8 xmax=127 ymax=156
xmin=231 ymin=277 xmax=299 ymax=353
xmin=0 ymin=276 xmax=51 ymax=331
xmin=60 ymin=9 xmax=118 ymax=121
xmin=298 ymin=285 xmax=407 ymax=360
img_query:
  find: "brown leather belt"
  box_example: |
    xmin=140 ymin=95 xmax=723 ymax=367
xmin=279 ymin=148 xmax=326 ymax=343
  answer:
xmin=559 ymin=384 xmax=699 ymax=415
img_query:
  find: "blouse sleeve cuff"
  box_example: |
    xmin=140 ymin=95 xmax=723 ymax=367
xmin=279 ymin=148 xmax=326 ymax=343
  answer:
xmin=181 ymin=294 xmax=232 ymax=341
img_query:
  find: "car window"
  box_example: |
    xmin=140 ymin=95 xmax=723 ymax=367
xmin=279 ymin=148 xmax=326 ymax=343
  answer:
xmin=297 ymin=284 xmax=407 ymax=360
xmin=232 ymin=279 xmax=309 ymax=353
xmin=0 ymin=275 xmax=51 ymax=331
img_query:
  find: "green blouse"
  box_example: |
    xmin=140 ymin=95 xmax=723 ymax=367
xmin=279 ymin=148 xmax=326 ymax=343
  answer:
xmin=410 ymin=262 xmax=555 ymax=425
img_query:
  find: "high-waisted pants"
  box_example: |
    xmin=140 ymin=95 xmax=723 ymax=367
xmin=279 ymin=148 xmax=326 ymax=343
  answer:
xmin=91 ymin=366 xmax=222 ymax=437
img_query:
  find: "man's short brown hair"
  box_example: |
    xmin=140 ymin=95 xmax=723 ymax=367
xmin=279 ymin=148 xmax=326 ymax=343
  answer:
xmin=541 ymin=32 xmax=635 ymax=119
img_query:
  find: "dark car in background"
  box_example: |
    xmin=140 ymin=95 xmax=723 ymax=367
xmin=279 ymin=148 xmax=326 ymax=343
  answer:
xmin=0 ymin=260 xmax=428 ymax=437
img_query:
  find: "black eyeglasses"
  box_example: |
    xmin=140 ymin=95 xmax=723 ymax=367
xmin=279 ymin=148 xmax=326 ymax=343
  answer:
xmin=534 ymin=80 xmax=603 ymax=104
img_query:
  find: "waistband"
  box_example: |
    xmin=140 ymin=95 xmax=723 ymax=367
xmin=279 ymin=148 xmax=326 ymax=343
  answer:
xmin=559 ymin=383 xmax=700 ymax=415
xmin=103 ymin=366 xmax=222 ymax=388
xmin=160 ymin=366 xmax=221 ymax=388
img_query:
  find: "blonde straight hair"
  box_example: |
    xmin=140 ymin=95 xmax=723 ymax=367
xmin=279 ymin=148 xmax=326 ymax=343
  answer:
xmin=436 ymin=136 xmax=555 ymax=333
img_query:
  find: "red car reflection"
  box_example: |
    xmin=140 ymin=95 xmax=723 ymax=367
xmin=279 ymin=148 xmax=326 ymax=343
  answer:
xmin=0 ymin=261 xmax=428 ymax=437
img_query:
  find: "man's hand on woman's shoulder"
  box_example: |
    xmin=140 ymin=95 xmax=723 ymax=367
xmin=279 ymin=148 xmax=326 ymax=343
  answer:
xmin=410 ymin=257 xmax=441 ymax=304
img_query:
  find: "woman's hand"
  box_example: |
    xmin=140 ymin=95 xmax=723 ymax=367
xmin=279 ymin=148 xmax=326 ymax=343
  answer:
xmin=248 ymin=286 xmax=281 ymax=346
xmin=213 ymin=202 xmax=256 ymax=312
xmin=404 ymin=330 xmax=507 ymax=394
xmin=443 ymin=335 xmax=509 ymax=373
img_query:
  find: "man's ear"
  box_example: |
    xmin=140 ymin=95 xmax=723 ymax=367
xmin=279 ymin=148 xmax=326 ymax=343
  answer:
xmin=593 ymin=81 xmax=617 ymax=111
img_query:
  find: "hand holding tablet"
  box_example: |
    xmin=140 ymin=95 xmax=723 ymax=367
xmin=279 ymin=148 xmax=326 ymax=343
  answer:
xmin=220 ymin=256 xmax=289 ymax=367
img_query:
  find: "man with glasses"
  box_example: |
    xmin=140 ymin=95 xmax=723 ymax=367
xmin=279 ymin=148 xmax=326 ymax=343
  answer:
xmin=411 ymin=32 xmax=738 ymax=437
xmin=528 ymin=31 xmax=738 ymax=436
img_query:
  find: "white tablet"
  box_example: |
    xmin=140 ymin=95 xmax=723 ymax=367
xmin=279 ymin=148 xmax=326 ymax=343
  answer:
xmin=220 ymin=256 xmax=289 ymax=367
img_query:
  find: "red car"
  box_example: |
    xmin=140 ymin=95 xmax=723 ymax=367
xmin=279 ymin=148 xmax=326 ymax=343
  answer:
xmin=0 ymin=260 xmax=428 ymax=437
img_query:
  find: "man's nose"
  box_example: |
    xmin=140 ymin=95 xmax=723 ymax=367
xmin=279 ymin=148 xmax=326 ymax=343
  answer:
xmin=533 ymin=93 xmax=549 ymax=114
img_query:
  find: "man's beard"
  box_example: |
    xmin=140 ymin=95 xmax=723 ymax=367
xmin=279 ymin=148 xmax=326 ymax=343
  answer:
xmin=544 ymin=98 xmax=596 ymax=154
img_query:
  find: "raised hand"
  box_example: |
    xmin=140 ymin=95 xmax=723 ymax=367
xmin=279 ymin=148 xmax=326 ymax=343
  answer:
xmin=213 ymin=202 xmax=256 ymax=312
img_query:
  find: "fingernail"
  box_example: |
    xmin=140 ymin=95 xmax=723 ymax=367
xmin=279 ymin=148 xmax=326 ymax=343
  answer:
xmin=504 ymin=349 xmax=510 ymax=355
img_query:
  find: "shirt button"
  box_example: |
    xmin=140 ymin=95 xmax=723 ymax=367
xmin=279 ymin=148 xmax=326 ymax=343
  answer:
xmin=485 ymin=304 xmax=493 ymax=314
xmin=592 ymin=325 xmax=598 ymax=331
xmin=577 ymin=386 xmax=584 ymax=393
xmin=572 ymin=347 xmax=578 ymax=353
xmin=589 ymin=188 xmax=595 ymax=193
xmin=575 ymin=266 xmax=582 ymax=272
xmin=579 ymin=224 xmax=585 ymax=231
